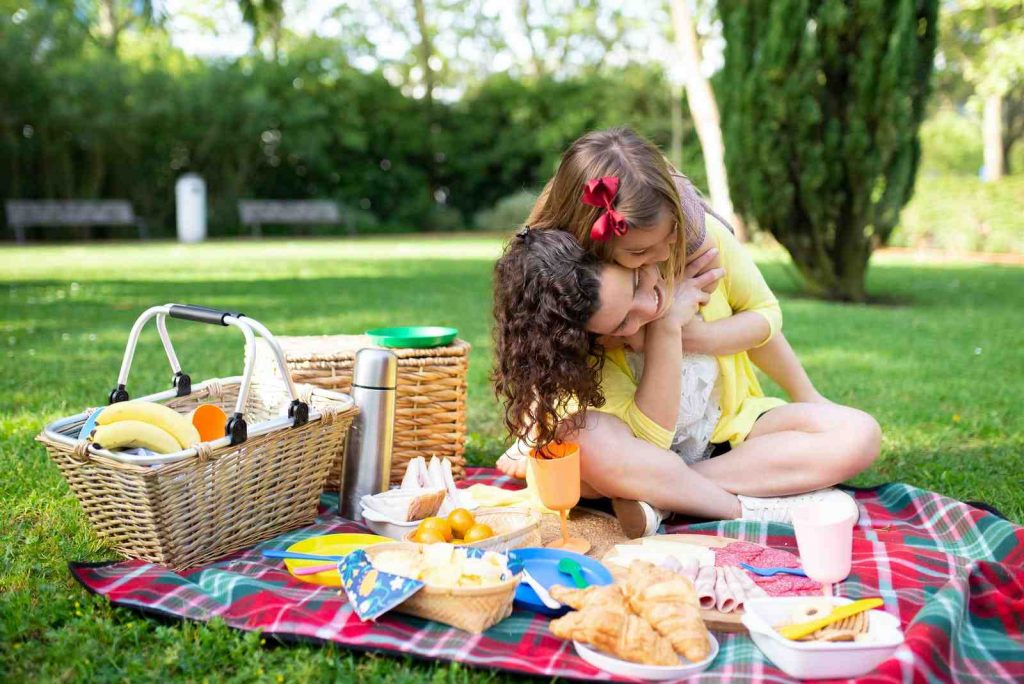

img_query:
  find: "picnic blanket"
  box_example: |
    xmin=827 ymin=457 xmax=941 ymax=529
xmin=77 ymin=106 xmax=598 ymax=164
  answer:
xmin=70 ymin=468 xmax=1024 ymax=682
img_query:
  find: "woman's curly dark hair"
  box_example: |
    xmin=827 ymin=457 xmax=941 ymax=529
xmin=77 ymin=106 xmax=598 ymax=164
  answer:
xmin=492 ymin=228 xmax=607 ymax=450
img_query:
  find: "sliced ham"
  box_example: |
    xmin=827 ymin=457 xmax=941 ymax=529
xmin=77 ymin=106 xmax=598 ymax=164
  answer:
xmin=695 ymin=565 xmax=716 ymax=609
xmin=714 ymin=567 xmax=738 ymax=613
xmin=678 ymin=557 xmax=700 ymax=582
xmin=723 ymin=566 xmax=751 ymax=612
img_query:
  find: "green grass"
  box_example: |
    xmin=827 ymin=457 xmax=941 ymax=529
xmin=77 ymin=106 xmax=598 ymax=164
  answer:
xmin=2 ymin=236 xmax=1022 ymax=681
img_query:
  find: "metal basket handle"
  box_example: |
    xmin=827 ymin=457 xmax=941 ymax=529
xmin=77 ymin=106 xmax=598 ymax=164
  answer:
xmin=109 ymin=304 xmax=309 ymax=444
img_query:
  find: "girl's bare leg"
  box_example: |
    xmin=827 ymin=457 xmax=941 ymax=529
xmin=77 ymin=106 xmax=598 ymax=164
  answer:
xmin=564 ymin=411 xmax=742 ymax=519
xmin=691 ymin=403 xmax=880 ymax=496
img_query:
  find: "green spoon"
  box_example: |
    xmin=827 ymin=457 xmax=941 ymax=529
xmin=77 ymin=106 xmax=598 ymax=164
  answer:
xmin=557 ymin=557 xmax=589 ymax=589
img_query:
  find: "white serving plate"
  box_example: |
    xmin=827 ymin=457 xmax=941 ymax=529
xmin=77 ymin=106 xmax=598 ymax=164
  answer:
xmin=573 ymin=633 xmax=719 ymax=680
xmin=741 ymin=597 xmax=904 ymax=680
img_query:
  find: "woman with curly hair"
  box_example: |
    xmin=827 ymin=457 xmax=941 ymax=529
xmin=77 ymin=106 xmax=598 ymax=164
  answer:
xmin=491 ymin=128 xmax=880 ymax=534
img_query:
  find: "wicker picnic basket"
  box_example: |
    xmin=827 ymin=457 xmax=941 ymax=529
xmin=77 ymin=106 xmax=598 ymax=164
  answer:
xmin=363 ymin=542 xmax=521 ymax=633
xmin=252 ymin=334 xmax=469 ymax=488
xmin=37 ymin=305 xmax=358 ymax=570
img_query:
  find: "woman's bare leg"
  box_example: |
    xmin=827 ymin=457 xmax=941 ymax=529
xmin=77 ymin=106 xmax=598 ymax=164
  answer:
xmin=564 ymin=411 xmax=742 ymax=519
xmin=691 ymin=403 xmax=880 ymax=496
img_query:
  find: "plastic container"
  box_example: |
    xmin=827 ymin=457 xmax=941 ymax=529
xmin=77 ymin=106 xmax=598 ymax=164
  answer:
xmin=741 ymin=597 xmax=904 ymax=680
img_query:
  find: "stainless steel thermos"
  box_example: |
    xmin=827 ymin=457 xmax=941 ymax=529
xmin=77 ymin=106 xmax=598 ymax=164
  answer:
xmin=339 ymin=348 xmax=397 ymax=520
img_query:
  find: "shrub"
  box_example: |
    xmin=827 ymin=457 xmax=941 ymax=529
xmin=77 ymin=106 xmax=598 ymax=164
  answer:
xmin=473 ymin=190 xmax=539 ymax=232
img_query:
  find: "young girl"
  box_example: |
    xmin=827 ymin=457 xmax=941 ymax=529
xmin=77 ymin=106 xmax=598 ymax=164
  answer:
xmin=492 ymin=128 xmax=880 ymax=535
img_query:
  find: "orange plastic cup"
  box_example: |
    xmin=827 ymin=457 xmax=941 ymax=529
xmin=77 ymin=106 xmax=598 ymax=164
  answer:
xmin=529 ymin=442 xmax=581 ymax=510
xmin=191 ymin=404 xmax=228 ymax=442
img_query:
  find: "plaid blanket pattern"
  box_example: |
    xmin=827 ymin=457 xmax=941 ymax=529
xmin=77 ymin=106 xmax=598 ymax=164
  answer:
xmin=71 ymin=468 xmax=1024 ymax=682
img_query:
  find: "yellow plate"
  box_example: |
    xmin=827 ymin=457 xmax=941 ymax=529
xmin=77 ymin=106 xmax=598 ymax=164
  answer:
xmin=284 ymin=533 xmax=391 ymax=587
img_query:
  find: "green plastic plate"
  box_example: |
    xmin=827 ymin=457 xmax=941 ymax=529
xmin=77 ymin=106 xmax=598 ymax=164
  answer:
xmin=365 ymin=326 xmax=458 ymax=349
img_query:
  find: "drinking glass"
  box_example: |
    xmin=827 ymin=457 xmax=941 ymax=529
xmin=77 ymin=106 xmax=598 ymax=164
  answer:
xmin=529 ymin=441 xmax=590 ymax=554
xmin=791 ymin=492 xmax=859 ymax=596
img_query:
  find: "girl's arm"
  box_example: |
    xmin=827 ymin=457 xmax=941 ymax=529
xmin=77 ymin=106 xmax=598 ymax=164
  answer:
xmin=748 ymin=333 xmax=829 ymax=403
xmin=634 ymin=267 xmax=722 ymax=431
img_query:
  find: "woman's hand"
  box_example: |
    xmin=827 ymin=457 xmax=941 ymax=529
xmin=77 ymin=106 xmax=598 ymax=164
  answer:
xmin=684 ymin=246 xmax=722 ymax=294
xmin=496 ymin=440 xmax=530 ymax=479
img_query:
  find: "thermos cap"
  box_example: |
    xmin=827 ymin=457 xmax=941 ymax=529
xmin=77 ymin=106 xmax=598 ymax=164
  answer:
xmin=352 ymin=348 xmax=398 ymax=389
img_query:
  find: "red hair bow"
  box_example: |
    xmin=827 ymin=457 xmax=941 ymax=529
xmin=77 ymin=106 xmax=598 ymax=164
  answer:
xmin=581 ymin=176 xmax=628 ymax=242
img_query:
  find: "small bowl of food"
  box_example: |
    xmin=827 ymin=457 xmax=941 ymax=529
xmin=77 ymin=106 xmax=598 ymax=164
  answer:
xmin=741 ymin=597 xmax=905 ymax=680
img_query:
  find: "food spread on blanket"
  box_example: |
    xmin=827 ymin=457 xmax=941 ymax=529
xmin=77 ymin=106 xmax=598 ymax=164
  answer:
xmin=605 ymin=537 xmax=819 ymax=616
xmin=369 ymin=543 xmax=510 ymax=588
xmin=548 ymin=559 xmax=712 ymax=666
xmin=361 ymin=456 xmax=472 ymax=524
xmin=410 ymin=510 xmax=495 ymax=544
xmin=773 ymin=599 xmax=880 ymax=643
xmin=86 ymin=400 xmax=201 ymax=454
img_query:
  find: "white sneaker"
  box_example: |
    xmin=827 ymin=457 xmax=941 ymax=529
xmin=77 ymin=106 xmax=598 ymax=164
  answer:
xmin=737 ymin=488 xmax=856 ymax=524
xmin=612 ymin=499 xmax=666 ymax=538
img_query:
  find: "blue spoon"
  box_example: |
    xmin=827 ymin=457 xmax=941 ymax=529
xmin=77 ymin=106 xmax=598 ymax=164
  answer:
xmin=740 ymin=562 xmax=807 ymax=577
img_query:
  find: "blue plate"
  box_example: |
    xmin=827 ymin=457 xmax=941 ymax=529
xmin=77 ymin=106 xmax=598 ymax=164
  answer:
xmin=507 ymin=547 xmax=613 ymax=617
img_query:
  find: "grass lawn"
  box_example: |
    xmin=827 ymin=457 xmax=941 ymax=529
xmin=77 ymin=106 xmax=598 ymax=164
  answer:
xmin=2 ymin=236 xmax=1022 ymax=681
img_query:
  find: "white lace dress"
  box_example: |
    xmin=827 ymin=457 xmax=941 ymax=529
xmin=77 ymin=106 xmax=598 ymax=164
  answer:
xmin=624 ymin=348 xmax=722 ymax=465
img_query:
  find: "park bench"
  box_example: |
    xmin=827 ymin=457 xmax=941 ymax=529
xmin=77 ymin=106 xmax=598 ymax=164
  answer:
xmin=5 ymin=200 xmax=147 ymax=243
xmin=238 ymin=199 xmax=350 ymax=237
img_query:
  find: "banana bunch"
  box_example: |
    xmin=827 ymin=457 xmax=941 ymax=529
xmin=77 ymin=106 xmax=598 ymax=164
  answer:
xmin=88 ymin=401 xmax=201 ymax=454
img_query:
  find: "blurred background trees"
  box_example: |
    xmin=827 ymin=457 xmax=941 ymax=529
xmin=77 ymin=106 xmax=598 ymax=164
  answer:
xmin=0 ymin=0 xmax=1021 ymax=296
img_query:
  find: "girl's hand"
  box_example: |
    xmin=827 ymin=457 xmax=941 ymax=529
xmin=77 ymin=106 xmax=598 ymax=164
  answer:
xmin=685 ymin=246 xmax=723 ymax=294
xmin=496 ymin=440 xmax=530 ymax=479
xmin=656 ymin=267 xmax=723 ymax=330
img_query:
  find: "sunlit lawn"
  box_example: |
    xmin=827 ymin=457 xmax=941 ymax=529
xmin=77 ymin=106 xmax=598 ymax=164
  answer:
xmin=2 ymin=235 xmax=1022 ymax=680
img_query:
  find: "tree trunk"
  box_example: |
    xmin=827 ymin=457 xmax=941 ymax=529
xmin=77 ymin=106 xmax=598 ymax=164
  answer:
xmin=670 ymin=81 xmax=683 ymax=170
xmin=668 ymin=0 xmax=744 ymax=241
xmin=413 ymin=0 xmax=435 ymax=107
xmin=98 ymin=0 xmax=120 ymax=54
xmin=983 ymin=91 xmax=1004 ymax=181
xmin=517 ymin=0 xmax=544 ymax=77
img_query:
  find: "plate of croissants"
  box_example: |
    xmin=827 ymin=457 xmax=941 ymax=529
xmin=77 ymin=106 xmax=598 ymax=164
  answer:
xmin=548 ymin=559 xmax=719 ymax=679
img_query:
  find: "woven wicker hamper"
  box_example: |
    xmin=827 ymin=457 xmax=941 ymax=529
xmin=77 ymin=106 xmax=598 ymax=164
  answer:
xmin=252 ymin=335 xmax=469 ymax=487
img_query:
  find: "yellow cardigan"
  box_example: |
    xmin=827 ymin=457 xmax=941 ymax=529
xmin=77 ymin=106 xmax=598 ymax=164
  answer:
xmin=594 ymin=220 xmax=786 ymax=449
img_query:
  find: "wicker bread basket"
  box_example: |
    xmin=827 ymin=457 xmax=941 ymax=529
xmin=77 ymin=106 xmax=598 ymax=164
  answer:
xmin=252 ymin=335 xmax=469 ymax=488
xmin=363 ymin=542 xmax=521 ymax=633
xmin=403 ymin=508 xmax=542 ymax=552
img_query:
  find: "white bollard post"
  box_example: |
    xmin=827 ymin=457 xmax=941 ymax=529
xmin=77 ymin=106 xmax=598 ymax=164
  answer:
xmin=175 ymin=173 xmax=207 ymax=243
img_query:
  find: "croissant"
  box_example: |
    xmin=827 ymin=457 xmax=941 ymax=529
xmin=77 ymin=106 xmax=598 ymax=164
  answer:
xmin=549 ymin=607 xmax=678 ymax=666
xmin=620 ymin=560 xmax=711 ymax=663
xmin=549 ymin=584 xmax=628 ymax=612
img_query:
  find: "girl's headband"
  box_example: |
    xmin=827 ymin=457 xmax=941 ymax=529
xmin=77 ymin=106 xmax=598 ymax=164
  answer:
xmin=581 ymin=176 xmax=628 ymax=242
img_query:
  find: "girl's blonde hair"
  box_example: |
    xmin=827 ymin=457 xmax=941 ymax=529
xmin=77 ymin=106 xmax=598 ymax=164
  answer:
xmin=525 ymin=127 xmax=705 ymax=278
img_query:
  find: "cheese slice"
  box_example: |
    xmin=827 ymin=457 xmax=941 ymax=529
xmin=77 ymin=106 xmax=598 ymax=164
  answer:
xmin=639 ymin=538 xmax=715 ymax=567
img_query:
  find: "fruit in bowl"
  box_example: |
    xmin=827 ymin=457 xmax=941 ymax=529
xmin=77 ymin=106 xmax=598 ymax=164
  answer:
xmin=408 ymin=509 xmax=494 ymax=544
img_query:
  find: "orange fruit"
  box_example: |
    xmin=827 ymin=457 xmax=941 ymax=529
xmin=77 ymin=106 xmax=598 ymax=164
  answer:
xmin=412 ymin=529 xmax=446 ymax=545
xmin=462 ymin=523 xmax=494 ymax=543
xmin=417 ymin=516 xmax=453 ymax=542
xmin=447 ymin=508 xmax=475 ymax=539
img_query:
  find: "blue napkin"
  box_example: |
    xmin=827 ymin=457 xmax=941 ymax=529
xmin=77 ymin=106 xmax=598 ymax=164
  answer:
xmin=337 ymin=549 xmax=425 ymax=621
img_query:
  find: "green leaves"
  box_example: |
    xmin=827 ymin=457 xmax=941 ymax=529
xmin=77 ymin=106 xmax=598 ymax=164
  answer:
xmin=719 ymin=0 xmax=939 ymax=300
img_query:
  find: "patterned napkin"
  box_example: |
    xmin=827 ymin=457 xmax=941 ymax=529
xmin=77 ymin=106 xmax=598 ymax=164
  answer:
xmin=337 ymin=549 xmax=425 ymax=621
